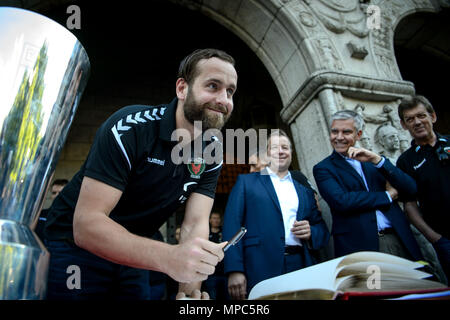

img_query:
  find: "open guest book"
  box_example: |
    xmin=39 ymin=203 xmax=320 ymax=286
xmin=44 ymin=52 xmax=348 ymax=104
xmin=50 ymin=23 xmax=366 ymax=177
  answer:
xmin=248 ymin=251 xmax=448 ymax=300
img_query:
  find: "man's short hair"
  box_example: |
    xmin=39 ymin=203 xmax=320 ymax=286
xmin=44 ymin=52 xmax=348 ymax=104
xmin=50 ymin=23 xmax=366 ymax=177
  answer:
xmin=267 ymin=129 xmax=292 ymax=151
xmin=52 ymin=179 xmax=68 ymax=187
xmin=331 ymin=110 xmax=364 ymax=132
xmin=398 ymin=95 xmax=435 ymax=121
xmin=177 ymin=48 xmax=235 ymax=84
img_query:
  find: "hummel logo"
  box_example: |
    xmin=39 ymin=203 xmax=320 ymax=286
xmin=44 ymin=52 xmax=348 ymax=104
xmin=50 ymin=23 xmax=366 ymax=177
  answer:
xmin=178 ymin=195 xmax=187 ymax=204
xmin=112 ymin=107 xmax=166 ymax=135
xmin=147 ymin=157 xmax=165 ymax=166
xmin=413 ymin=158 xmax=426 ymax=170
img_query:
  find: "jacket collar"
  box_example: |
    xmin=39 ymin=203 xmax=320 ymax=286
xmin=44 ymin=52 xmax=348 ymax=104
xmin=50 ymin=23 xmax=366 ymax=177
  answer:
xmin=330 ymin=150 xmax=368 ymax=190
xmin=258 ymin=168 xmax=306 ymax=220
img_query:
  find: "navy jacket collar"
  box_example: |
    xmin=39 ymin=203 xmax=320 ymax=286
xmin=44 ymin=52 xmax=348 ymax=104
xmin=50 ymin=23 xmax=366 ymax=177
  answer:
xmin=258 ymin=168 xmax=306 ymax=220
xmin=330 ymin=150 xmax=369 ymax=190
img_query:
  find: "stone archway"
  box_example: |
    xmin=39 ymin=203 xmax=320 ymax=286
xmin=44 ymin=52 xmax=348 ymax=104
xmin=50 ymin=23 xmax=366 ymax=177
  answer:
xmin=169 ymin=0 xmax=449 ymax=178
xmin=394 ymin=8 xmax=450 ymax=134
xmin=170 ymin=0 xmax=347 ymax=107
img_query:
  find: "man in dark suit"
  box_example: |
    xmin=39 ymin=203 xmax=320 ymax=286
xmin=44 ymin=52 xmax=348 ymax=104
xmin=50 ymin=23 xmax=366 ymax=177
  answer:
xmin=223 ymin=130 xmax=330 ymax=300
xmin=313 ymin=110 xmax=422 ymax=261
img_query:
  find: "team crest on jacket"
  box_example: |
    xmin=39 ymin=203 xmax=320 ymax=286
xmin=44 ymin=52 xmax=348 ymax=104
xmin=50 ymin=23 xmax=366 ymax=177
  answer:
xmin=445 ymin=147 xmax=450 ymax=155
xmin=187 ymin=158 xmax=205 ymax=179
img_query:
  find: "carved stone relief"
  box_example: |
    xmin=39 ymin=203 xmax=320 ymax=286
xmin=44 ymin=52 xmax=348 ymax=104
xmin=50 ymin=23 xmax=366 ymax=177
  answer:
xmin=304 ymin=0 xmax=369 ymax=38
xmin=298 ymin=0 xmax=372 ymax=64
xmin=289 ymin=1 xmax=323 ymax=38
xmin=374 ymin=123 xmax=401 ymax=163
xmin=347 ymin=40 xmax=369 ymax=59
xmin=313 ymin=37 xmax=345 ymax=70
xmin=353 ymin=101 xmax=410 ymax=162
xmin=371 ymin=26 xmax=400 ymax=78
xmin=354 ymin=103 xmax=373 ymax=150
xmin=286 ymin=1 xmax=344 ymax=70
xmin=299 ymin=11 xmax=317 ymax=28
xmin=363 ymin=0 xmax=405 ymax=79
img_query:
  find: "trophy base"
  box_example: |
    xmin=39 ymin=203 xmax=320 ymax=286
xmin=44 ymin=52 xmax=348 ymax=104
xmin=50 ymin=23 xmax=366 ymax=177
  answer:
xmin=0 ymin=219 xmax=49 ymax=299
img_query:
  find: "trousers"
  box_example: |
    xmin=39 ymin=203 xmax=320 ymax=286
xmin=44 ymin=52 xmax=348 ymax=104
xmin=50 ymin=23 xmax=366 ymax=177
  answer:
xmin=45 ymin=240 xmax=151 ymax=300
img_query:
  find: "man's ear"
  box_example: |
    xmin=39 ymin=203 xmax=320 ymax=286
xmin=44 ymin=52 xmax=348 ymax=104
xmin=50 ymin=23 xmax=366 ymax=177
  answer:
xmin=176 ymin=78 xmax=188 ymax=101
xmin=400 ymin=119 xmax=408 ymax=130
xmin=355 ymin=129 xmax=363 ymax=141
xmin=431 ymin=112 xmax=437 ymax=124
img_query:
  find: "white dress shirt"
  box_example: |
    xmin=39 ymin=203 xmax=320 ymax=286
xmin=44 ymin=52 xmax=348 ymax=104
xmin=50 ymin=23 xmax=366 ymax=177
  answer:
xmin=266 ymin=167 xmax=302 ymax=246
xmin=343 ymin=156 xmax=392 ymax=231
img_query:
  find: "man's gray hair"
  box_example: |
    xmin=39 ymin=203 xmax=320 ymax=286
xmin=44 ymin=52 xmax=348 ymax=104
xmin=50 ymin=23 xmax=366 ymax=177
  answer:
xmin=331 ymin=110 xmax=364 ymax=132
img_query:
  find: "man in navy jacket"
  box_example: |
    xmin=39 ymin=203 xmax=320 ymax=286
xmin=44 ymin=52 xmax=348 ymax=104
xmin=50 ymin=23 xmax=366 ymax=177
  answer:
xmin=313 ymin=110 xmax=422 ymax=261
xmin=223 ymin=130 xmax=330 ymax=299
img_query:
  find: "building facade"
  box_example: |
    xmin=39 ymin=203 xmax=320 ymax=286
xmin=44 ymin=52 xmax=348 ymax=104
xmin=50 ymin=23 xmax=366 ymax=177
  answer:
xmin=5 ymin=0 xmax=449 ymax=279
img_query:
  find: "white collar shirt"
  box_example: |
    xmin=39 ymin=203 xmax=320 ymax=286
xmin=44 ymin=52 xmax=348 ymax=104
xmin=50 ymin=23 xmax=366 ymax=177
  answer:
xmin=266 ymin=167 xmax=301 ymax=246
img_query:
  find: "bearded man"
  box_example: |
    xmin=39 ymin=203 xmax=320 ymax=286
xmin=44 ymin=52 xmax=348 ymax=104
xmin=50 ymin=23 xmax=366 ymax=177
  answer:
xmin=44 ymin=49 xmax=238 ymax=300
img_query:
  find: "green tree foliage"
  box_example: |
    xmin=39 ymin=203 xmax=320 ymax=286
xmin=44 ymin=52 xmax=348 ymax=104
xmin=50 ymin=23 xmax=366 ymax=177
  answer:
xmin=1 ymin=42 xmax=48 ymax=192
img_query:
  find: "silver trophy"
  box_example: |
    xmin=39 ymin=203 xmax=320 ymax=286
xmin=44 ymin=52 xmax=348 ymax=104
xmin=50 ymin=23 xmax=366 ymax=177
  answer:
xmin=0 ymin=7 xmax=90 ymax=299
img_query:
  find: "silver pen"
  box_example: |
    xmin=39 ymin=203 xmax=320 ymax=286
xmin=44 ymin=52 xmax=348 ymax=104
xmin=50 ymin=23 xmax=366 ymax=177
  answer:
xmin=223 ymin=227 xmax=247 ymax=252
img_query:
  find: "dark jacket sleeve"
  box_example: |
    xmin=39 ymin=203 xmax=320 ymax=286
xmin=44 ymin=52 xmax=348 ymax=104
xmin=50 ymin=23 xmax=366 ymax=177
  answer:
xmin=377 ymin=158 xmax=417 ymax=198
xmin=313 ymin=161 xmax=392 ymax=215
xmin=223 ymin=175 xmax=246 ymax=274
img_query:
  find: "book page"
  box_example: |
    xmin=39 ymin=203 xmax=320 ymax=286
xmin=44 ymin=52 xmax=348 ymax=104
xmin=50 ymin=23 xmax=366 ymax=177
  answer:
xmin=248 ymin=251 xmax=431 ymax=300
xmin=337 ymin=261 xmax=430 ymax=279
xmin=343 ymin=274 xmax=446 ymax=292
xmin=249 ymin=257 xmax=346 ymax=299
xmin=338 ymin=251 xmax=423 ymax=270
xmin=252 ymin=288 xmax=338 ymax=300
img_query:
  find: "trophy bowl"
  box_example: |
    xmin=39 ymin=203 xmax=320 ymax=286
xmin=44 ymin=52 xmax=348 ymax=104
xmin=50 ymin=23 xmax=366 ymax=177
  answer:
xmin=0 ymin=7 xmax=90 ymax=299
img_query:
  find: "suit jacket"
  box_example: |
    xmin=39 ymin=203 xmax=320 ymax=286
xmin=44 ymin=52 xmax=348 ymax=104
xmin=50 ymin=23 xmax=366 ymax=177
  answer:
xmin=290 ymin=170 xmax=317 ymax=193
xmin=313 ymin=151 xmax=422 ymax=260
xmin=223 ymin=169 xmax=330 ymax=292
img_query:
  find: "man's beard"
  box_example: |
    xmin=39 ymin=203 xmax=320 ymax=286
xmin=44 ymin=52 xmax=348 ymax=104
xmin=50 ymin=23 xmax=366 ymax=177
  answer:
xmin=183 ymin=89 xmax=230 ymax=130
